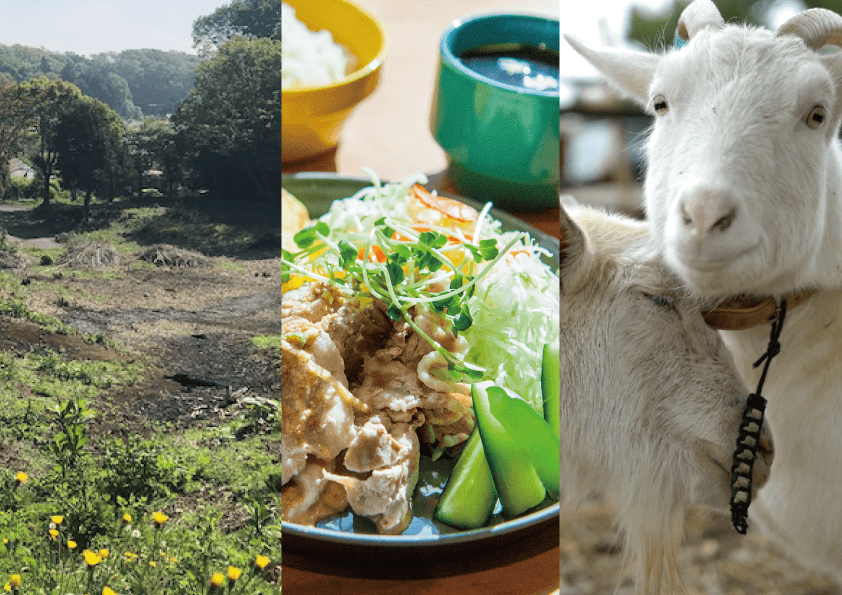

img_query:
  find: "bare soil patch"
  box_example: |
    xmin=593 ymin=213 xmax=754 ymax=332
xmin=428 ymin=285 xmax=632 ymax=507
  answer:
xmin=0 ymin=198 xmax=281 ymax=433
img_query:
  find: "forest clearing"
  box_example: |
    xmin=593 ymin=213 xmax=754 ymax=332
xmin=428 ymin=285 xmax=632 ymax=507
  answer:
xmin=0 ymin=195 xmax=280 ymax=594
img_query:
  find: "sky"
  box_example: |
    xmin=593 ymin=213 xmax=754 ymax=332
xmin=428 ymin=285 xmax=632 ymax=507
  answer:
xmin=562 ymin=0 xmax=673 ymax=78
xmin=0 ymin=0 xmax=226 ymax=56
xmin=562 ymin=0 xmax=805 ymax=78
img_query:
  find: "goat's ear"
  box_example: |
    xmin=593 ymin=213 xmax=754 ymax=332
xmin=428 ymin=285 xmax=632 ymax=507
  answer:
xmin=820 ymin=52 xmax=842 ymax=135
xmin=559 ymin=202 xmax=594 ymax=295
xmin=564 ymin=34 xmax=660 ymax=106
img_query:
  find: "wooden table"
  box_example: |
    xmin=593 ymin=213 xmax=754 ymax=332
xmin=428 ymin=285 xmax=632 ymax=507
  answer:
xmin=282 ymin=2 xmax=560 ymax=593
xmin=282 ymin=0 xmax=560 ymax=240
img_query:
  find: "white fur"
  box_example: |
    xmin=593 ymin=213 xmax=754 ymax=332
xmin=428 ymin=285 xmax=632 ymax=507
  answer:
xmin=560 ymin=204 xmax=772 ymax=594
xmin=567 ymin=2 xmax=842 ymax=583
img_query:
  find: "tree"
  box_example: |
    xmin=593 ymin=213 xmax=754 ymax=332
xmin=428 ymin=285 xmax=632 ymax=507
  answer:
xmin=15 ymin=77 xmax=83 ymax=207
xmin=74 ymin=62 xmax=141 ymax=120
xmin=626 ymin=0 xmax=842 ymax=48
xmin=192 ymin=0 xmax=280 ymax=56
xmin=0 ymin=78 xmax=37 ymax=197
xmin=173 ymin=37 xmax=280 ymax=201
xmin=54 ymin=95 xmax=126 ymax=219
xmin=125 ymin=118 xmax=182 ymax=198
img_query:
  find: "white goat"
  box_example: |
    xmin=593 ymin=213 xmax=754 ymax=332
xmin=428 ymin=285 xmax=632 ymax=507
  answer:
xmin=566 ymin=0 xmax=842 ymax=582
xmin=559 ymin=203 xmax=772 ymax=594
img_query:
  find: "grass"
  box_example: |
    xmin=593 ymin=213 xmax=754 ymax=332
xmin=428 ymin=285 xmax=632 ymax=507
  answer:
xmin=0 ymin=195 xmax=281 ymax=594
xmin=249 ymin=336 xmax=282 ymax=363
xmin=0 ymin=394 xmax=280 ymax=594
xmin=0 ymin=350 xmax=144 ymax=399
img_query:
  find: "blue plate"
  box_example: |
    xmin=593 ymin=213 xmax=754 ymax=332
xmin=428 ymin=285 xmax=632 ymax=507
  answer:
xmin=281 ymin=173 xmax=560 ymax=548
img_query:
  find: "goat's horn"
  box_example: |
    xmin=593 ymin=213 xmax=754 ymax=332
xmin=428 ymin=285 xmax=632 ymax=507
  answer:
xmin=776 ymin=8 xmax=842 ymax=51
xmin=677 ymin=0 xmax=725 ymax=41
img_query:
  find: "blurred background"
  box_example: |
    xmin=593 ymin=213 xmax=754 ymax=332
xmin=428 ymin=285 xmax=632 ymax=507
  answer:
xmin=560 ymin=0 xmax=842 ymax=217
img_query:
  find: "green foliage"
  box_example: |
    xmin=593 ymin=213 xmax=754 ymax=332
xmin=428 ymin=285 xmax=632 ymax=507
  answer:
xmin=626 ymin=0 xmax=842 ymax=48
xmin=100 ymin=435 xmax=201 ymax=502
xmin=4 ymin=175 xmax=34 ymax=200
xmin=0 ymin=298 xmax=73 ymax=334
xmin=173 ymin=37 xmax=280 ymax=201
xmin=0 ymin=348 xmax=144 ymax=398
xmin=0 ymin=43 xmax=200 ymax=118
xmin=53 ymin=93 xmax=129 ymax=215
xmin=0 ymin=409 xmax=280 ymax=593
xmin=235 ymin=396 xmax=281 ymax=437
xmin=48 ymin=397 xmax=95 ymax=477
xmin=192 ymin=0 xmax=281 ymax=56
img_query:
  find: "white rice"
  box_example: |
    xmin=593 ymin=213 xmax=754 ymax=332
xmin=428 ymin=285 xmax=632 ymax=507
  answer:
xmin=281 ymin=3 xmax=349 ymax=89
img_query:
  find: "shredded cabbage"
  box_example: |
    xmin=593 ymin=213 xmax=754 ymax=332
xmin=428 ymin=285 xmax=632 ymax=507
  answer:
xmin=309 ymin=172 xmax=559 ymax=414
xmin=463 ymin=251 xmax=560 ymax=413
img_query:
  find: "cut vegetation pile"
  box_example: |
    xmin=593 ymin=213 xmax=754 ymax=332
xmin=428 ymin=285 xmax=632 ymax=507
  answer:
xmin=0 ymin=249 xmax=32 ymax=270
xmin=0 ymin=230 xmax=32 ymax=269
xmin=138 ymin=243 xmax=211 ymax=268
xmin=57 ymin=241 xmax=122 ymax=270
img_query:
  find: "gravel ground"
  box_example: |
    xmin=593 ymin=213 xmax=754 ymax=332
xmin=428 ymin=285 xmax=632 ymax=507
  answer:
xmin=557 ymin=501 xmax=841 ymax=595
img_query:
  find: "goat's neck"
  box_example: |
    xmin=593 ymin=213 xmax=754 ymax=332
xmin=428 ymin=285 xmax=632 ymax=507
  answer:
xmin=805 ymin=143 xmax=842 ymax=291
xmin=721 ymin=286 xmax=842 ymax=388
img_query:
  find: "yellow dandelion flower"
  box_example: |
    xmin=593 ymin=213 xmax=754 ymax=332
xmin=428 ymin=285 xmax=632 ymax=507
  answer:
xmin=68 ymin=540 xmax=77 ymax=549
xmin=49 ymin=529 xmax=59 ymax=540
xmin=9 ymin=576 xmax=19 ymax=588
xmin=14 ymin=472 xmax=27 ymax=484
xmin=83 ymin=550 xmax=102 ymax=566
xmin=3 ymin=585 xmax=8 ymax=592
xmin=51 ymin=515 xmax=64 ymax=525
xmin=102 ymin=587 xmax=117 ymax=595
xmin=227 ymin=566 xmax=242 ymax=581
xmin=255 ymin=555 xmax=270 ymax=570
xmin=149 ymin=560 xmax=156 ymax=567
xmin=122 ymin=513 xmax=131 ymax=523
xmin=152 ymin=511 xmax=168 ymax=526
xmin=123 ymin=551 xmax=138 ymax=561
xmin=209 ymin=573 xmax=224 ymax=588
xmin=99 ymin=548 xmax=109 ymax=559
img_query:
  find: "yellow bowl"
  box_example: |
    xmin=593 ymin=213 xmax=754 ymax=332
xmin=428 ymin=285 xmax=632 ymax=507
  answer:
xmin=281 ymin=0 xmax=386 ymax=163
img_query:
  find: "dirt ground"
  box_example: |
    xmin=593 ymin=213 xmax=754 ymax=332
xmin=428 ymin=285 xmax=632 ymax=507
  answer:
xmin=0 ymin=199 xmax=281 ymax=432
xmin=556 ymin=499 xmax=841 ymax=595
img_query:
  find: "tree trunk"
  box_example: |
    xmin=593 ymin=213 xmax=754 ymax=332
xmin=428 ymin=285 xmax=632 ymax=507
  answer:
xmin=42 ymin=172 xmax=50 ymax=207
xmin=240 ymin=154 xmax=272 ymax=202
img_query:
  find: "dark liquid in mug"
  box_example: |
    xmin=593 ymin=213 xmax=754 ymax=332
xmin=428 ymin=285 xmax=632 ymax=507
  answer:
xmin=459 ymin=43 xmax=559 ymax=91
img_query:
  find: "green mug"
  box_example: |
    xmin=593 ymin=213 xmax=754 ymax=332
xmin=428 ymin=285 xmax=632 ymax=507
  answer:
xmin=431 ymin=13 xmax=560 ymax=212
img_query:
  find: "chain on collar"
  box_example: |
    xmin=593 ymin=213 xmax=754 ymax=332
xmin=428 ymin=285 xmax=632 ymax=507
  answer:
xmin=729 ymin=296 xmax=787 ymax=534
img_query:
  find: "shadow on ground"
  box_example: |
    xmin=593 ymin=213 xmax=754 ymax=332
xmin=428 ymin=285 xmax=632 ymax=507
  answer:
xmin=0 ymin=196 xmax=282 ymax=260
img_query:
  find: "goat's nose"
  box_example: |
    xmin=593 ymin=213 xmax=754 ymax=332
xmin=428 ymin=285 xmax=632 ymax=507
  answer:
xmin=679 ymin=186 xmax=739 ymax=241
xmin=752 ymin=431 xmax=775 ymax=489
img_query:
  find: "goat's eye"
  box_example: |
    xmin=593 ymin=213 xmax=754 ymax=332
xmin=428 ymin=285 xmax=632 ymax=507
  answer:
xmin=652 ymin=94 xmax=669 ymax=116
xmin=806 ymin=105 xmax=826 ymax=129
xmin=643 ymin=293 xmax=676 ymax=310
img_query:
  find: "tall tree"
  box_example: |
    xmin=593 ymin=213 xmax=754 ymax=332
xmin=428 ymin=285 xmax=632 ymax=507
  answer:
xmin=192 ymin=0 xmax=280 ymax=56
xmin=54 ymin=95 xmax=126 ymax=219
xmin=0 ymin=78 xmax=37 ymax=197
xmin=125 ymin=118 xmax=181 ymax=198
xmin=16 ymin=77 xmax=83 ymax=207
xmin=173 ymin=37 xmax=280 ymax=201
